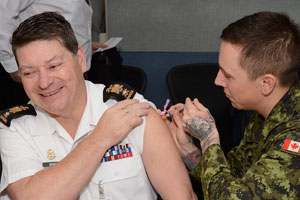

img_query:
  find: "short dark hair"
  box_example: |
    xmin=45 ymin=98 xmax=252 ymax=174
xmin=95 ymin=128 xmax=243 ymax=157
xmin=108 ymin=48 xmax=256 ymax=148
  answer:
xmin=12 ymin=11 xmax=78 ymax=59
xmin=221 ymin=11 xmax=300 ymax=86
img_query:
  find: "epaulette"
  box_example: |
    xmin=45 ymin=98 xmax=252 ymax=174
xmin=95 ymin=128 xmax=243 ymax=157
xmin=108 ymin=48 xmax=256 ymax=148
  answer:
xmin=103 ymin=82 xmax=136 ymax=102
xmin=0 ymin=104 xmax=36 ymax=127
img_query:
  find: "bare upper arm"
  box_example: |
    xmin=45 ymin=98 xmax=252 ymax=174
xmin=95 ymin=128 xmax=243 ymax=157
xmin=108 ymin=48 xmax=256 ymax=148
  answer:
xmin=142 ymin=108 xmax=195 ymax=200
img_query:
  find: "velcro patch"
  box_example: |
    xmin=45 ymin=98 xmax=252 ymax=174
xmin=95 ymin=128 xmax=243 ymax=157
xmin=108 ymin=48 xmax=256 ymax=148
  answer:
xmin=282 ymin=139 xmax=300 ymax=154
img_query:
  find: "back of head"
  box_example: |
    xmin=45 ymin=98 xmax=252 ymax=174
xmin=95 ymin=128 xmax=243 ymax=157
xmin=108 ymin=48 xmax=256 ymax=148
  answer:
xmin=12 ymin=11 xmax=78 ymax=59
xmin=221 ymin=11 xmax=300 ymax=86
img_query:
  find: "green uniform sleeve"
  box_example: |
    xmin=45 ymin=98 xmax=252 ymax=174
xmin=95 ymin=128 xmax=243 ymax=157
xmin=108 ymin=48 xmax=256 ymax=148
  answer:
xmin=197 ymin=143 xmax=300 ymax=199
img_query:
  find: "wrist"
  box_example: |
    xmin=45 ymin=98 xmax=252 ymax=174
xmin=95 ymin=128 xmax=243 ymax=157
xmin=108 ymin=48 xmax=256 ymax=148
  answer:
xmin=179 ymin=142 xmax=199 ymax=157
xmin=200 ymin=130 xmax=220 ymax=153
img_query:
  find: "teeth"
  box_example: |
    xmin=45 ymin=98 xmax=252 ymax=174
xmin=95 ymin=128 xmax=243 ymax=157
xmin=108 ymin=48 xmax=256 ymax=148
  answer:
xmin=43 ymin=88 xmax=60 ymax=97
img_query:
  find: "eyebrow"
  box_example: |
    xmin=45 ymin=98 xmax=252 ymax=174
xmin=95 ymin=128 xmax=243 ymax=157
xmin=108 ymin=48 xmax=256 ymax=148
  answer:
xmin=219 ymin=65 xmax=232 ymax=77
xmin=19 ymin=55 xmax=61 ymax=70
xmin=19 ymin=65 xmax=33 ymax=70
xmin=45 ymin=55 xmax=60 ymax=63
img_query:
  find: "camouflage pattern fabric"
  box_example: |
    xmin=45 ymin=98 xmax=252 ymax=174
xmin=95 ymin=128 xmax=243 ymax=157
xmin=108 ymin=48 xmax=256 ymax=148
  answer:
xmin=190 ymin=81 xmax=300 ymax=199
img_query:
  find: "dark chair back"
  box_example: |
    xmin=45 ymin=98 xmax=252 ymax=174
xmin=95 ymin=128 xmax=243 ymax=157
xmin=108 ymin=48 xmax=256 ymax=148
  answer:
xmin=88 ymin=64 xmax=147 ymax=94
xmin=167 ymin=63 xmax=239 ymax=200
xmin=167 ymin=63 xmax=235 ymax=153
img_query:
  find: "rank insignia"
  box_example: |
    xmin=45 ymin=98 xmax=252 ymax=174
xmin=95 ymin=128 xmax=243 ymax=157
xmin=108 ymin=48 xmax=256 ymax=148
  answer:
xmin=103 ymin=82 xmax=136 ymax=102
xmin=102 ymin=144 xmax=133 ymax=162
xmin=47 ymin=149 xmax=56 ymax=160
xmin=282 ymin=139 xmax=300 ymax=154
xmin=0 ymin=104 xmax=36 ymax=127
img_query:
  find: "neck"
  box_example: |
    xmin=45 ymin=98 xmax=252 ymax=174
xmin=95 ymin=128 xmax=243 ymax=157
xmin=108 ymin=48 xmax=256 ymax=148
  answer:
xmin=257 ymin=85 xmax=291 ymax=119
xmin=54 ymin=84 xmax=87 ymax=139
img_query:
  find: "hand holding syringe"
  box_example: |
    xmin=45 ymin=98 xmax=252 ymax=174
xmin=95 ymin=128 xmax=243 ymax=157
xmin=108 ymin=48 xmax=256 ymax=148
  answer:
xmin=160 ymin=99 xmax=186 ymax=119
xmin=164 ymin=104 xmax=185 ymax=117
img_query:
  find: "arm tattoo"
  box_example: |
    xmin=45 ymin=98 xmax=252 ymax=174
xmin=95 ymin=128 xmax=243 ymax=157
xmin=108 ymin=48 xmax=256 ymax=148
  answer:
xmin=186 ymin=116 xmax=212 ymax=140
xmin=182 ymin=149 xmax=201 ymax=170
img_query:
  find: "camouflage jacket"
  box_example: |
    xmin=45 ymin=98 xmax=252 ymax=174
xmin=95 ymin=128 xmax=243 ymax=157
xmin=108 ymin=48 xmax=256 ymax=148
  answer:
xmin=190 ymin=82 xmax=300 ymax=200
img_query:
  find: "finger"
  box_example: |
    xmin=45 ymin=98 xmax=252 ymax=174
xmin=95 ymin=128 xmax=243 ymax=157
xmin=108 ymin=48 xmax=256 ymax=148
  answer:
xmin=168 ymin=103 xmax=184 ymax=113
xmin=125 ymin=101 xmax=151 ymax=113
xmin=164 ymin=120 xmax=180 ymax=146
xmin=127 ymin=106 xmax=150 ymax=118
xmin=193 ymin=98 xmax=208 ymax=111
xmin=163 ymin=116 xmax=171 ymax=126
xmin=92 ymin=42 xmax=102 ymax=50
xmin=120 ymin=106 xmax=150 ymax=127
xmin=183 ymin=97 xmax=198 ymax=118
xmin=99 ymin=44 xmax=108 ymax=48
xmin=172 ymin=110 xmax=184 ymax=129
xmin=184 ymin=97 xmax=197 ymax=111
xmin=113 ymin=99 xmax=140 ymax=109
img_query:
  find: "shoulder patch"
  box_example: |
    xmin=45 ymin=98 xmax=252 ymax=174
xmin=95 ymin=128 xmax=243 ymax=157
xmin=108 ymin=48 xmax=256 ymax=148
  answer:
xmin=103 ymin=82 xmax=136 ymax=102
xmin=282 ymin=138 xmax=300 ymax=155
xmin=0 ymin=104 xmax=37 ymax=127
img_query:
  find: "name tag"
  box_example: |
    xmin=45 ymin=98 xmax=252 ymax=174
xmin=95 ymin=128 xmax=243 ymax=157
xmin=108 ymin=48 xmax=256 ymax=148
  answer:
xmin=43 ymin=162 xmax=58 ymax=168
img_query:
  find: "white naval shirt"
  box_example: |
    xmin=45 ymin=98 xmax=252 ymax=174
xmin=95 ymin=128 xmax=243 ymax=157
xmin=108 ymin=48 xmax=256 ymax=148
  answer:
xmin=0 ymin=81 xmax=157 ymax=200
xmin=0 ymin=0 xmax=93 ymax=73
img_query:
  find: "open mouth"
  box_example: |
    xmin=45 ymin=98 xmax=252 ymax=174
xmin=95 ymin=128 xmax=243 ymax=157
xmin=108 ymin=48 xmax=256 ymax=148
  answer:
xmin=41 ymin=87 xmax=62 ymax=97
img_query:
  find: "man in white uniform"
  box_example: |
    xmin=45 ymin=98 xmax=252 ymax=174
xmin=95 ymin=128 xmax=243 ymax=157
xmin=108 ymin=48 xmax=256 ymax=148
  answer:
xmin=0 ymin=12 xmax=196 ymax=200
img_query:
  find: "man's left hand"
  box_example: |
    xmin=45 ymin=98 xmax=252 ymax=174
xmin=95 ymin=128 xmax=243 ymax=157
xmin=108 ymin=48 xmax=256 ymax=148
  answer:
xmin=92 ymin=42 xmax=108 ymax=52
xmin=182 ymin=98 xmax=220 ymax=153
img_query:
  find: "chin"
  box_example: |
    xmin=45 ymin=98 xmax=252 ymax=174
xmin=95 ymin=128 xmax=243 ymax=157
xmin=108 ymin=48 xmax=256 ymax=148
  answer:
xmin=230 ymin=101 xmax=239 ymax=109
xmin=40 ymin=103 xmax=66 ymax=115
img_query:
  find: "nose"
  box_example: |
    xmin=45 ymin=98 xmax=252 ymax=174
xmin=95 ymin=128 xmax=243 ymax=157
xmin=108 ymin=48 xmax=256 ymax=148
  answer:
xmin=38 ymin=70 xmax=52 ymax=89
xmin=214 ymin=69 xmax=226 ymax=88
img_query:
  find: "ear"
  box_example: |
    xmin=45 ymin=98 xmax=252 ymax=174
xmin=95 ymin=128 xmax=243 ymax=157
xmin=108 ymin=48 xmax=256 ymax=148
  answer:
xmin=260 ymin=74 xmax=276 ymax=96
xmin=76 ymin=45 xmax=87 ymax=73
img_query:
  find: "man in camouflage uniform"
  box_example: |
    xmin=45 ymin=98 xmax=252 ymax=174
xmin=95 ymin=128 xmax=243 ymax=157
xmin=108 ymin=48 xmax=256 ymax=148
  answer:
xmin=165 ymin=11 xmax=300 ymax=199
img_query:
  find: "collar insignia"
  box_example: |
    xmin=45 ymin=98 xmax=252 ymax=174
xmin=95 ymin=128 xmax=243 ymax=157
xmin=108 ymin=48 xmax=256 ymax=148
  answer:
xmin=47 ymin=149 xmax=56 ymax=160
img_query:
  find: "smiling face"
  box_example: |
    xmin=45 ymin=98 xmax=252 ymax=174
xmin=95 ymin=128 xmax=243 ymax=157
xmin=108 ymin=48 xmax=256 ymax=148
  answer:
xmin=215 ymin=41 xmax=262 ymax=110
xmin=16 ymin=39 xmax=87 ymax=117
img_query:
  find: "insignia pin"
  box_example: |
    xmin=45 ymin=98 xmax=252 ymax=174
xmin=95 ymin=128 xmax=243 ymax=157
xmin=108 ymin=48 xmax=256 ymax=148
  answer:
xmin=47 ymin=149 xmax=56 ymax=160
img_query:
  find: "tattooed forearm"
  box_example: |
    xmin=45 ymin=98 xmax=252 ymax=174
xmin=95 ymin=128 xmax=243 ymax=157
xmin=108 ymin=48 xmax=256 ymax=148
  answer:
xmin=182 ymin=149 xmax=202 ymax=170
xmin=186 ymin=116 xmax=212 ymax=140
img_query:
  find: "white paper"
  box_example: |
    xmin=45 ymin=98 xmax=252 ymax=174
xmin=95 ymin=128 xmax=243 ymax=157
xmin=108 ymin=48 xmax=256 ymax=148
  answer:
xmin=94 ymin=37 xmax=123 ymax=53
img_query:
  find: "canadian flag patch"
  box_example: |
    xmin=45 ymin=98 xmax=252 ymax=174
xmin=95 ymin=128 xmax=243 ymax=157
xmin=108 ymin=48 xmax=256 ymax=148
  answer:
xmin=282 ymin=139 xmax=300 ymax=153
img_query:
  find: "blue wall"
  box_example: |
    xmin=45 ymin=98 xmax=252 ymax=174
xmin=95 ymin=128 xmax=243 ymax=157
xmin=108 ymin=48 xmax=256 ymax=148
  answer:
xmin=120 ymin=52 xmax=219 ymax=109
